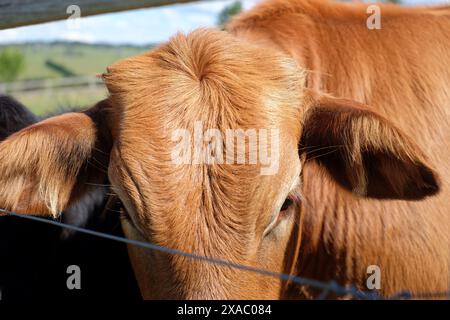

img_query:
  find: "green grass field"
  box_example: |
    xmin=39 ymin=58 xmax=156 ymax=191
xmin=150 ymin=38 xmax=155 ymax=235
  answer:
xmin=0 ymin=42 xmax=151 ymax=115
xmin=1 ymin=42 xmax=149 ymax=81
xmin=16 ymin=87 xmax=108 ymax=115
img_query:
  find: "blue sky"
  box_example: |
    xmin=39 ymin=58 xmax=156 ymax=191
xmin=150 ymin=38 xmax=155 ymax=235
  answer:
xmin=0 ymin=0 xmax=445 ymax=45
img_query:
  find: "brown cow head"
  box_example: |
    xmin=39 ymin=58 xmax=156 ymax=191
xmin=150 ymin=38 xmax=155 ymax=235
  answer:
xmin=0 ymin=29 xmax=439 ymax=299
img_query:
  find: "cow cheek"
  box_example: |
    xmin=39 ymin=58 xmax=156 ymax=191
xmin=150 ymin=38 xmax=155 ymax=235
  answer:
xmin=258 ymin=213 xmax=300 ymax=297
xmin=121 ymin=221 xmax=159 ymax=299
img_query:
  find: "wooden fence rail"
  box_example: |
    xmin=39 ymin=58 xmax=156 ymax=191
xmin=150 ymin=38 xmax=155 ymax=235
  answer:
xmin=0 ymin=75 xmax=102 ymax=94
xmin=0 ymin=0 xmax=206 ymax=30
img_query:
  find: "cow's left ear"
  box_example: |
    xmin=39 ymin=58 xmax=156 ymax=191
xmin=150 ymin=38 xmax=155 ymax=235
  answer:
xmin=0 ymin=99 xmax=113 ymax=217
xmin=300 ymin=91 xmax=440 ymax=200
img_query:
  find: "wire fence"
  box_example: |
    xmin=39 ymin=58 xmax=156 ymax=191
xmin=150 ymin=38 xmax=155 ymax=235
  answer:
xmin=0 ymin=0 xmax=448 ymax=302
xmin=0 ymin=76 xmax=103 ymax=95
xmin=1 ymin=208 xmax=449 ymax=300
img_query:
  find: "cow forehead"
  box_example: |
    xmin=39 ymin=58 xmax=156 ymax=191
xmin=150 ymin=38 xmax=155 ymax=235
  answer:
xmin=104 ymin=29 xmax=305 ymax=159
xmin=104 ymin=29 xmax=306 ymax=128
xmin=104 ymin=29 xmax=304 ymax=245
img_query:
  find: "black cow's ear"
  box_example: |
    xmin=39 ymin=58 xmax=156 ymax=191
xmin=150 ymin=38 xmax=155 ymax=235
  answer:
xmin=0 ymin=95 xmax=37 ymax=140
xmin=0 ymin=99 xmax=113 ymax=216
xmin=300 ymin=91 xmax=440 ymax=200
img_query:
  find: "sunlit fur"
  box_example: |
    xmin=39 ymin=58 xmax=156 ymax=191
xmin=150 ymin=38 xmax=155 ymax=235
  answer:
xmin=104 ymin=29 xmax=305 ymax=298
xmin=0 ymin=0 xmax=448 ymax=299
xmin=0 ymin=100 xmax=112 ymax=217
xmin=229 ymin=0 xmax=450 ymax=297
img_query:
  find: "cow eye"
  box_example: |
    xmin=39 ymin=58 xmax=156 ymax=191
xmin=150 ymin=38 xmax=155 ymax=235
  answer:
xmin=119 ymin=207 xmax=135 ymax=226
xmin=264 ymin=197 xmax=295 ymax=237
xmin=280 ymin=198 xmax=293 ymax=212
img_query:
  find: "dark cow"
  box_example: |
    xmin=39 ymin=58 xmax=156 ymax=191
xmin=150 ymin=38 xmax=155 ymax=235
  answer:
xmin=0 ymin=95 xmax=139 ymax=300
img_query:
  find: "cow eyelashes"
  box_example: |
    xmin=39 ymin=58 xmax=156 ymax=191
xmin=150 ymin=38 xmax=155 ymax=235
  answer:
xmin=275 ymin=197 xmax=294 ymax=224
xmin=264 ymin=196 xmax=296 ymax=237
xmin=280 ymin=198 xmax=293 ymax=211
xmin=119 ymin=207 xmax=135 ymax=226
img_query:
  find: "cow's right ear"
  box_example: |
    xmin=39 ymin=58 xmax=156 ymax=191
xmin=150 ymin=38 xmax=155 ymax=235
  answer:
xmin=0 ymin=99 xmax=113 ymax=217
xmin=300 ymin=90 xmax=440 ymax=200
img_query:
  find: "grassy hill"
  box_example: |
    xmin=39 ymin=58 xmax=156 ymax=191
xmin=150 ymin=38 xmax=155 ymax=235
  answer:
xmin=1 ymin=42 xmax=150 ymax=81
xmin=0 ymin=42 xmax=151 ymax=114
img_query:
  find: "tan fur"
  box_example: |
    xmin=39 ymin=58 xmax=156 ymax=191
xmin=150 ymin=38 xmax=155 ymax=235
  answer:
xmin=0 ymin=100 xmax=112 ymax=217
xmin=0 ymin=0 xmax=449 ymax=299
xmin=0 ymin=113 xmax=96 ymax=216
xmin=104 ymin=29 xmax=305 ymax=298
xmin=301 ymin=93 xmax=440 ymax=199
xmin=229 ymin=0 xmax=450 ymax=297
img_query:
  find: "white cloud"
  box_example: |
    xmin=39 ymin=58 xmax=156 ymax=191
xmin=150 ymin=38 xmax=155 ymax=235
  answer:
xmin=61 ymin=31 xmax=96 ymax=43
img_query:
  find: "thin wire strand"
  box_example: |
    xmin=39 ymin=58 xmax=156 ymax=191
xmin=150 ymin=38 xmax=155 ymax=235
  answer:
xmin=1 ymin=208 xmax=449 ymax=300
xmin=0 ymin=209 xmax=374 ymax=299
